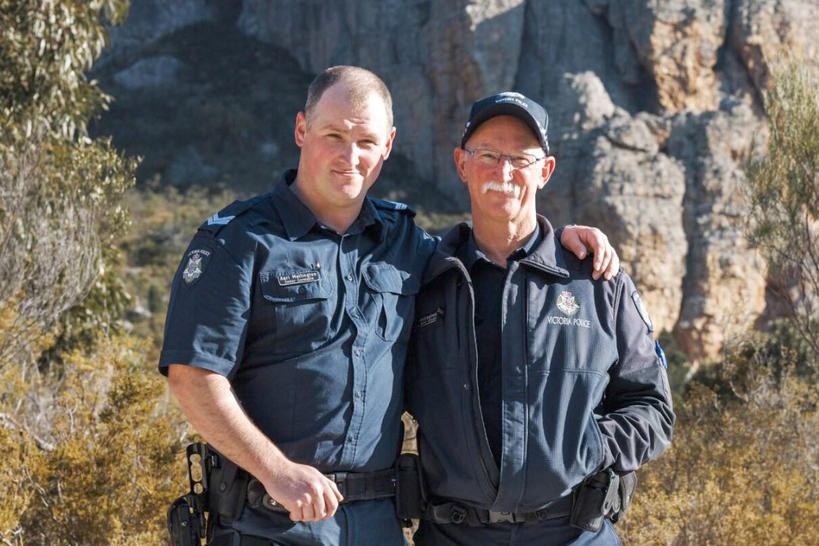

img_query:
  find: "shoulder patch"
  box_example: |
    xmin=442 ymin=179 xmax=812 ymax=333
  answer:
xmin=181 ymin=248 xmax=212 ymax=286
xmin=654 ymin=341 xmax=668 ymax=369
xmin=371 ymin=197 xmax=416 ymax=217
xmin=631 ymin=290 xmax=653 ymax=332
xmin=197 ymin=192 xmax=272 ymax=235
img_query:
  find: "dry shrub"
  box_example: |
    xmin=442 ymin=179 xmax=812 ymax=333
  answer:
xmin=620 ymin=341 xmax=818 ymax=545
xmin=1 ymin=335 xmax=186 ymax=545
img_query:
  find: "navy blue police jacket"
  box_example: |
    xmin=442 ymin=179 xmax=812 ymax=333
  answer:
xmin=159 ymin=170 xmax=436 ymax=474
xmin=406 ymin=215 xmax=675 ymax=513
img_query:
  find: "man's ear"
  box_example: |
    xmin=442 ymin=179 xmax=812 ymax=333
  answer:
xmin=538 ymin=156 xmax=556 ymax=190
xmin=294 ymin=111 xmax=307 ymax=147
xmin=382 ymin=126 xmax=397 ymax=160
xmin=453 ymin=147 xmax=467 ymax=183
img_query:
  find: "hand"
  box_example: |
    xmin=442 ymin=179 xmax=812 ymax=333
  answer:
xmin=264 ymin=460 xmax=344 ymax=522
xmin=560 ymin=225 xmax=620 ymax=281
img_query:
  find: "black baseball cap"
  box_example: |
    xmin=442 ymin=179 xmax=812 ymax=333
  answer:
xmin=460 ymin=92 xmax=550 ymax=153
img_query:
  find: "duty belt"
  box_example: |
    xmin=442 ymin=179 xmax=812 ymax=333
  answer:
xmin=246 ymin=469 xmax=397 ymax=514
xmin=423 ymin=494 xmax=574 ymax=526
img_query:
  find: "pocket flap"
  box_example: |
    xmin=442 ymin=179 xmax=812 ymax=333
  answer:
xmin=260 ymin=269 xmax=332 ymax=302
xmin=363 ymin=263 xmax=420 ymax=295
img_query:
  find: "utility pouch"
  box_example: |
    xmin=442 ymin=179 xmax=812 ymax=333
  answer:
xmin=207 ymin=448 xmax=249 ymax=521
xmin=395 ymin=452 xmax=424 ymax=523
xmin=611 ymin=471 xmax=637 ymax=522
xmin=186 ymin=443 xmax=209 ymax=513
xmin=570 ymin=468 xmax=620 ymax=533
xmin=167 ymin=494 xmax=204 ymax=546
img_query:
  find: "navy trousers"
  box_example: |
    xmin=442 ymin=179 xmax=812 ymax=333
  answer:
xmin=208 ymin=498 xmax=405 ymax=546
xmin=413 ymin=517 xmax=621 ymax=546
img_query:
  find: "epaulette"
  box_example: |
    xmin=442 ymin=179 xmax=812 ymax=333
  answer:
xmin=197 ymin=192 xmax=272 ymax=235
xmin=370 ymin=197 xmax=416 ymax=217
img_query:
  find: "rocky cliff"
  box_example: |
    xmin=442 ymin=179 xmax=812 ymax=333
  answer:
xmin=91 ymin=0 xmax=818 ymax=362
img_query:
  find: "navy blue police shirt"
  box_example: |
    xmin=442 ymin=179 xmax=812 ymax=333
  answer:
xmin=459 ymin=224 xmax=541 ymax=467
xmin=159 ymin=170 xmax=437 ymax=473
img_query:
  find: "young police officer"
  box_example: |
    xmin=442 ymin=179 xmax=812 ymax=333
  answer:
xmin=160 ymin=67 xmax=620 ymax=546
xmin=406 ymin=93 xmax=675 ymax=545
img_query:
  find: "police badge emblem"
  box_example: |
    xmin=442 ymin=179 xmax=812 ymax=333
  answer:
xmin=182 ymin=249 xmax=211 ymax=285
xmin=556 ymin=291 xmax=580 ymax=316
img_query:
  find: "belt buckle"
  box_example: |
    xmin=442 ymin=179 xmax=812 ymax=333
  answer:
xmin=488 ymin=511 xmax=516 ymax=524
xmin=449 ymin=505 xmax=467 ymax=524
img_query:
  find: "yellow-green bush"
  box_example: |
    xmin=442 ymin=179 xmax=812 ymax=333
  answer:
xmin=620 ymin=344 xmax=818 ymax=545
xmin=1 ymin=335 xmax=187 ymax=545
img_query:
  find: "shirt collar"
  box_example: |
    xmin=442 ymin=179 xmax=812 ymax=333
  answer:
xmin=460 ymin=222 xmax=542 ymax=270
xmin=271 ymin=169 xmax=383 ymax=241
xmin=424 ymin=215 xmax=569 ymax=283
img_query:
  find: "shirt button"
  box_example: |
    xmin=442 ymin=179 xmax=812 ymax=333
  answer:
xmin=463 ymin=384 xmax=469 ymax=390
xmin=355 ymin=390 xmax=363 ymax=399
xmin=353 ymin=348 xmax=363 ymax=357
xmin=346 ymin=274 xmax=354 ymax=281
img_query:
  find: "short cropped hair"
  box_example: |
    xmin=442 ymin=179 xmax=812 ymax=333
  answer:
xmin=304 ymin=66 xmax=394 ymax=128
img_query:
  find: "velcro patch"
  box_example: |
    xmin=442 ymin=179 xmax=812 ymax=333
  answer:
xmin=277 ymin=270 xmax=320 ymax=286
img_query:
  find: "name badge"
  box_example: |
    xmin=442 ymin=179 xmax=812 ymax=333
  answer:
xmin=277 ymin=270 xmax=320 ymax=286
xmin=417 ymin=307 xmax=444 ymax=328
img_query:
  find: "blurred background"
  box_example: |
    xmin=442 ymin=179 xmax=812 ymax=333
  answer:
xmin=1 ymin=1 xmax=816 ymax=544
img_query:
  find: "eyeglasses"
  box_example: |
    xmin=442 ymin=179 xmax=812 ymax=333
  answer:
xmin=462 ymin=147 xmax=546 ymax=169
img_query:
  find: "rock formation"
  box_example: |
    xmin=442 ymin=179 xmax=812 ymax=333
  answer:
xmin=92 ymin=0 xmax=817 ymax=362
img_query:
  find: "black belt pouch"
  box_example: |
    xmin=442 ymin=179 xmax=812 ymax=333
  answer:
xmin=395 ymin=452 xmax=424 ymax=520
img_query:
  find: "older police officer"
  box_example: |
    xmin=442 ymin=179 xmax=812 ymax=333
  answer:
xmin=406 ymin=93 xmax=675 ymax=545
xmin=160 ymin=67 xmax=620 ymax=545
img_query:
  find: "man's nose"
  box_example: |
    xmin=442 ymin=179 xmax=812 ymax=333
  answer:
xmin=339 ymin=143 xmax=359 ymax=165
xmin=495 ymin=156 xmax=515 ymax=179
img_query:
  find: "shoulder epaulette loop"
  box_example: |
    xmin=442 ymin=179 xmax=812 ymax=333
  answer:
xmin=371 ymin=197 xmax=416 ymax=217
xmin=197 ymin=192 xmax=272 ymax=235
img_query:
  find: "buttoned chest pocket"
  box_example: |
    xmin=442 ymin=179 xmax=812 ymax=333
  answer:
xmin=363 ymin=263 xmax=420 ymax=342
xmin=259 ymin=269 xmax=336 ymax=354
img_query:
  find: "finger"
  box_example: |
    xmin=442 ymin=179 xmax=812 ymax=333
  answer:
xmin=591 ymin=246 xmax=603 ymax=279
xmin=604 ymin=248 xmax=620 ymax=281
xmin=300 ymin=496 xmax=315 ymax=521
xmin=329 ymin=479 xmax=344 ymax=503
xmin=289 ymin=499 xmax=304 ymax=522
xmin=592 ymin=236 xmax=605 ymax=273
xmin=563 ymin=230 xmax=588 ymax=261
xmin=323 ymin=486 xmax=340 ymax=518
xmin=312 ymin=485 xmax=327 ymax=520
xmin=594 ymin=246 xmax=611 ymax=280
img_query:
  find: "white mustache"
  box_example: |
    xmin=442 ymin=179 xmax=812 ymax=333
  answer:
xmin=481 ymin=181 xmax=520 ymax=197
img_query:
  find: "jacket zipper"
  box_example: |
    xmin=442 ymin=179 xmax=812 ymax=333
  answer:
xmin=456 ymin=262 xmax=499 ymax=494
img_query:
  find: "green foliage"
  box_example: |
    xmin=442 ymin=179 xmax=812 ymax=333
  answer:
xmin=0 ymin=0 xmax=137 ymax=371
xmin=0 ymin=0 xmax=128 ymax=141
xmin=745 ymin=62 xmax=819 ymax=363
xmin=0 ymin=2 xmax=192 ymax=543
xmin=620 ymin=332 xmax=819 ymax=545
